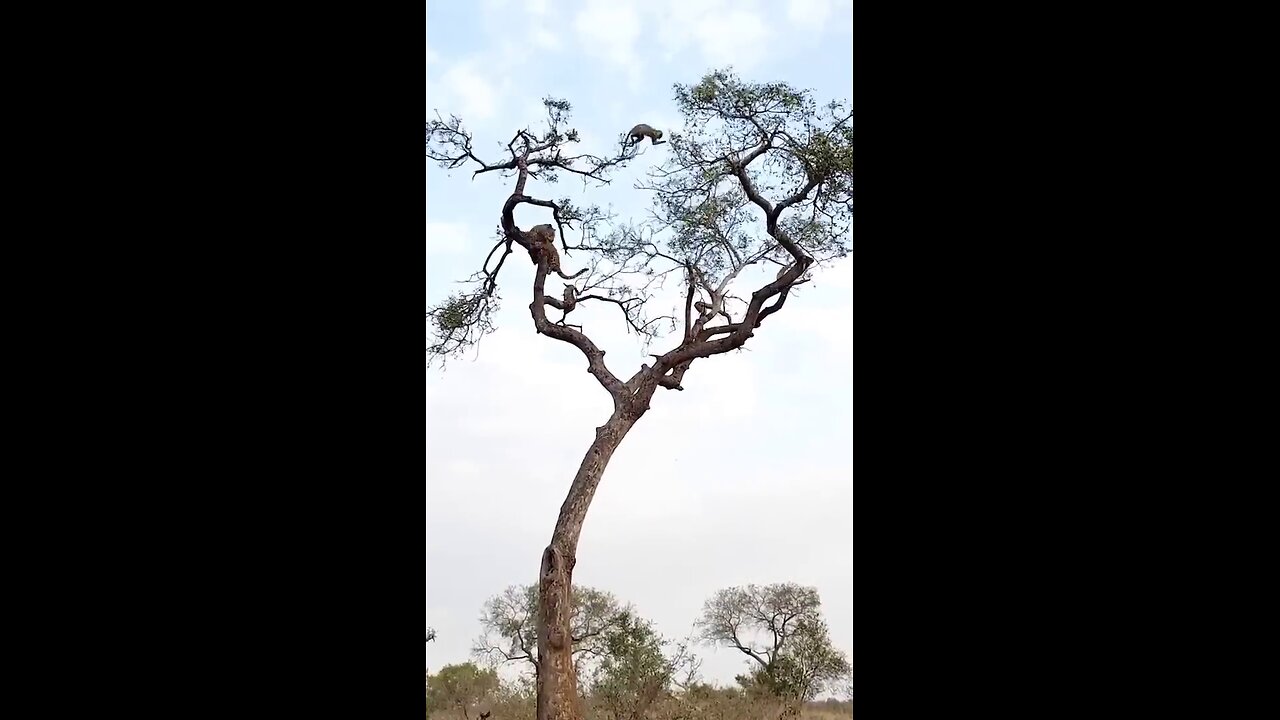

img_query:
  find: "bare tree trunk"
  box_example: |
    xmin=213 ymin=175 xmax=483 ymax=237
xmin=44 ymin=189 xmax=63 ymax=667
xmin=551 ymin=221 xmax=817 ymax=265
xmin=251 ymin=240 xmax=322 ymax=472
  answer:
xmin=535 ymin=408 xmax=640 ymax=720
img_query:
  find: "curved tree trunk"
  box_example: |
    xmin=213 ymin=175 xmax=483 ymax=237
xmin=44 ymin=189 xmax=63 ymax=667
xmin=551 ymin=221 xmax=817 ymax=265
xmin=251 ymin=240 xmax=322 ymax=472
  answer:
xmin=536 ymin=409 xmax=641 ymax=720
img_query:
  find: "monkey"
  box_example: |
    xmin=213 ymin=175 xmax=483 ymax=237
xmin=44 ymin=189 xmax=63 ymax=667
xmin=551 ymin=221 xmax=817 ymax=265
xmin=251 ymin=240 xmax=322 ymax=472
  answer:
xmin=525 ymin=224 xmax=587 ymax=280
xmin=559 ymin=283 xmax=578 ymax=323
xmin=627 ymin=123 xmax=665 ymax=146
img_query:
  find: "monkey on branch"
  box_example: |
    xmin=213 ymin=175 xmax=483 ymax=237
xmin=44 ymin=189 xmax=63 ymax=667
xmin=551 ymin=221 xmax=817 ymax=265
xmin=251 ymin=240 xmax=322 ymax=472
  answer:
xmin=626 ymin=123 xmax=665 ymax=146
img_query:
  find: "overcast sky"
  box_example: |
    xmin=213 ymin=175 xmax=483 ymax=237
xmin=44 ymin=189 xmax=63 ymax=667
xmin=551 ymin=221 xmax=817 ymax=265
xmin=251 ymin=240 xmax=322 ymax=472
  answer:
xmin=426 ymin=0 xmax=853 ymax=691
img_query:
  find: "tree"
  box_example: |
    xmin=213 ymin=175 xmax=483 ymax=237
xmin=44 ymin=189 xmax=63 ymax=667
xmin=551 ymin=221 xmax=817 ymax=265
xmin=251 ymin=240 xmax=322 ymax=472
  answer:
xmin=426 ymin=662 xmax=499 ymax=720
xmin=472 ymin=583 xmax=629 ymax=682
xmin=587 ymin=611 xmax=702 ymax=720
xmin=696 ymin=583 xmax=851 ymax=706
xmin=425 ymin=67 xmax=853 ymax=720
xmin=426 ymin=627 xmax=437 ymax=643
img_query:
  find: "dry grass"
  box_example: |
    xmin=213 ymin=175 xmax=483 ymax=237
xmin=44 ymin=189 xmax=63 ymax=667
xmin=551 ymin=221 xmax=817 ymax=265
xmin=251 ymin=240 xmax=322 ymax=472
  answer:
xmin=426 ymin=697 xmax=852 ymax=720
xmin=799 ymin=707 xmax=853 ymax=720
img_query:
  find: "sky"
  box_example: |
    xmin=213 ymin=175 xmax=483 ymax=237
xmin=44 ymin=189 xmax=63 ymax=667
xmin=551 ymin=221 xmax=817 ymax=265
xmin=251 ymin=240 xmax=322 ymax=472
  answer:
xmin=426 ymin=0 xmax=854 ymax=693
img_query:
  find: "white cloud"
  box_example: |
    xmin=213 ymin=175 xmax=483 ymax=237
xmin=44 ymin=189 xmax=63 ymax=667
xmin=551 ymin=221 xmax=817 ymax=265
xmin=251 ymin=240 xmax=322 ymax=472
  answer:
xmin=424 ymin=46 xmax=439 ymax=121
xmin=475 ymin=0 xmax=555 ymax=51
xmin=816 ymin=255 xmax=853 ymax=289
xmin=696 ymin=10 xmax=770 ymax=67
xmin=641 ymin=0 xmax=772 ymax=70
xmin=424 ymin=221 xmax=472 ymax=259
xmin=477 ymin=0 xmax=515 ymax=16
xmin=572 ymin=0 xmax=643 ymax=82
xmin=786 ymin=0 xmax=834 ymax=31
xmin=531 ymin=27 xmax=558 ymax=50
xmin=788 ymin=303 xmax=852 ymax=361
xmin=566 ymin=127 xmax=608 ymax=158
xmin=444 ymin=458 xmax=482 ymax=477
xmin=435 ymin=61 xmax=503 ymax=122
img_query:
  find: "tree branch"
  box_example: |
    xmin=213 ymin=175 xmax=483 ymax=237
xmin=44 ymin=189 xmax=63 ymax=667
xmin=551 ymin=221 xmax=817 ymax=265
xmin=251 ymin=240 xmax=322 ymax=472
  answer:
xmin=730 ymin=629 xmax=772 ymax=671
xmin=528 ymin=271 xmax=627 ymax=399
xmin=682 ymin=268 xmax=696 ymax=342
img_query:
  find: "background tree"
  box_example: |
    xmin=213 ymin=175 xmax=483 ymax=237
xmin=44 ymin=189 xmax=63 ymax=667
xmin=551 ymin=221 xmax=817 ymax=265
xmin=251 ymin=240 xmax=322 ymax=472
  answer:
xmin=586 ymin=612 xmax=702 ymax=720
xmin=425 ymin=67 xmax=853 ymax=720
xmin=696 ymin=583 xmax=851 ymax=708
xmin=472 ymin=583 xmax=629 ymax=683
xmin=425 ymin=662 xmax=499 ymax=720
xmin=486 ymin=677 xmax=538 ymax=720
xmin=840 ymin=668 xmax=854 ymax=702
xmin=427 ymin=627 xmax=437 ymax=643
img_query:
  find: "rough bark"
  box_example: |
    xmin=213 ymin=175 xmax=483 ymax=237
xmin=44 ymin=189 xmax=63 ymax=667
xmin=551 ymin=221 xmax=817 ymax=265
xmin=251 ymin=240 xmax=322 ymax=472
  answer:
xmin=536 ymin=409 xmax=640 ymax=720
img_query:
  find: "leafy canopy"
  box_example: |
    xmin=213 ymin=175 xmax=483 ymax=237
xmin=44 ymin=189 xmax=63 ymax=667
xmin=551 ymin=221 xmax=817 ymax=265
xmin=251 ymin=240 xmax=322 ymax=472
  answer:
xmin=425 ymin=68 xmax=853 ymax=372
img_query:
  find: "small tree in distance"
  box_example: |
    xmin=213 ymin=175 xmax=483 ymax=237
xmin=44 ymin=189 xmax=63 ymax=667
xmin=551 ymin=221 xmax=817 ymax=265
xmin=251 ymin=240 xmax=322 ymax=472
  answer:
xmin=588 ymin=611 xmax=702 ymax=720
xmin=425 ymin=67 xmax=853 ymax=720
xmin=472 ymin=583 xmax=629 ymax=682
xmin=426 ymin=662 xmax=499 ymax=720
xmin=695 ymin=583 xmax=851 ymax=710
